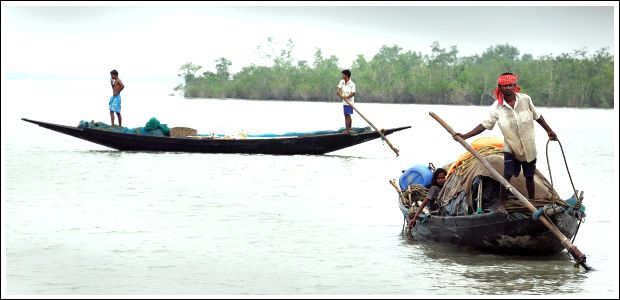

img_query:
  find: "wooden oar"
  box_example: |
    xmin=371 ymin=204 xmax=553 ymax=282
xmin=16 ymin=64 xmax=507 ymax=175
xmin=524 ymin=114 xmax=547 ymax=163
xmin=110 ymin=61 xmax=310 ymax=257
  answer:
xmin=389 ymin=179 xmax=410 ymax=231
xmin=389 ymin=179 xmax=409 ymax=205
xmin=342 ymin=98 xmax=400 ymax=156
xmin=429 ymin=111 xmax=592 ymax=271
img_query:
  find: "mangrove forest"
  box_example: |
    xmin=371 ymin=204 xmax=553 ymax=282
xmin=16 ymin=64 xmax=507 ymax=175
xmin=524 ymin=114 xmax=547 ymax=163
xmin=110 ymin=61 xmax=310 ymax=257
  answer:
xmin=176 ymin=40 xmax=614 ymax=108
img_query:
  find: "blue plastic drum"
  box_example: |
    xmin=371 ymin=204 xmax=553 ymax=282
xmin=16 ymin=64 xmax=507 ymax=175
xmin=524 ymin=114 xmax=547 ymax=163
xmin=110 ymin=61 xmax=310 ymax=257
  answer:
xmin=399 ymin=164 xmax=433 ymax=190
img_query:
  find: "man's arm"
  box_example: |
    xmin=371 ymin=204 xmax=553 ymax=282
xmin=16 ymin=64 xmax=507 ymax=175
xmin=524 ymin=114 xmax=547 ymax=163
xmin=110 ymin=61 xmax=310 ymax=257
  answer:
xmin=536 ymin=115 xmax=557 ymax=140
xmin=454 ymin=124 xmax=486 ymax=140
xmin=114 ymin=80 xmax=125 ymax=96
xmin=346 ymin=82 xmax=356 ymax=100
xmin=343 ymin=92 xmax=355 ymax=100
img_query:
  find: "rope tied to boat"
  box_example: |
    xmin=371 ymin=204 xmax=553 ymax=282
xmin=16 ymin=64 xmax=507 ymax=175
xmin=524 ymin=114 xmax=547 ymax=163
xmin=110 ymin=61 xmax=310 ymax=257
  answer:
xmin=573 ymin=191 xmax=584 ymax=212
xmin=573 ymin=254 xmax=587 ymax=268
xmin=532 ymin=204 xmax=551 ymax=220
xmin=405 ymin=184 xmax=429 ymax=209
xmin=545 ymin=138 xmax=584 ymax=243
xmin=546 ymin=139 xmax=580 ymax=206
xmin=452 ymin=146 xmax=503 ymax=176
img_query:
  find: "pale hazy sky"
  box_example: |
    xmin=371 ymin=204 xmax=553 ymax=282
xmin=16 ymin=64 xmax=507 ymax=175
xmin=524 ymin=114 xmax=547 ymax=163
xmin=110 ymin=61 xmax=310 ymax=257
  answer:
xmin=1 ymin=2 xmax=617 ymax=86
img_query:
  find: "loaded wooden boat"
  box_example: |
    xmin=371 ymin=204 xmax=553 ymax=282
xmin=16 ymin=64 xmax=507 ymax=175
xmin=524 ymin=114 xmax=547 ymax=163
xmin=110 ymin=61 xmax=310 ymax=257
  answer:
xmin=397 ymin=198 xmax=582 ymax=255
xmin=22 ymin=118 xmax=410 ymax=155
xmin=392 ymin=138 xmax=586 ymax=256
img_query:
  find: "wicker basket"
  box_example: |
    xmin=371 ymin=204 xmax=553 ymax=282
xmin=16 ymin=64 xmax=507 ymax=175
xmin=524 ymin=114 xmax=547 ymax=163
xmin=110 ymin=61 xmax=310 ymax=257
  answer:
xmin=170 ymin=127 xmax=198 ymax=137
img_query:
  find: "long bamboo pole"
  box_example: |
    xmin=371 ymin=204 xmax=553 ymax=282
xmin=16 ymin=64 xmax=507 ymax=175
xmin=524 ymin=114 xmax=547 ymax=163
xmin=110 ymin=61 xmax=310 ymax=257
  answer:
xmin=429 ymin=111 xmax=592 ymax=271
xmin=342 ymin=98 xmax=400 ymax=156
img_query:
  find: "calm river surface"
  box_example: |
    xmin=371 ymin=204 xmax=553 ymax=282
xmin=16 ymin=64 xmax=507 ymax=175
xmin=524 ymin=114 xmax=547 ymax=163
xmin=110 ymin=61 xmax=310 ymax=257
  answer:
xmin=2 ymin=80 xmax=618 ymax=297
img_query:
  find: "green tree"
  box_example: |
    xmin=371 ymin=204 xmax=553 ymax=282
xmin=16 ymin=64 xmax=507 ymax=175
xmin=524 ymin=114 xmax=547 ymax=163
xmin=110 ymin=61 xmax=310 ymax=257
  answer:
xmin=215 ymin=57 xmax=232 ymax=81
xmin=177 ymin=41 xmax=613 ymax=108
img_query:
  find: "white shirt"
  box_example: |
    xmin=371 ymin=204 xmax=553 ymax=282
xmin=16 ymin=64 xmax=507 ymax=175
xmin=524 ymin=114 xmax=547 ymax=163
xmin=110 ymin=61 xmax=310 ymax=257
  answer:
xmin=481 ymin=93 xmax=541 ymax=162
xmin=337 ymin=79 xmax=356 ymax=105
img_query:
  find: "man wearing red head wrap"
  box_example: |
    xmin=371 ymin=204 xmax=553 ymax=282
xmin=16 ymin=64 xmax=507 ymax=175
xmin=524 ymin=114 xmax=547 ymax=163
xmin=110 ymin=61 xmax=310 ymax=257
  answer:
xmin=494 ymin=73 xmax=520 ymax=105
xmin=454 ymin=72 xmax=557 ymax=212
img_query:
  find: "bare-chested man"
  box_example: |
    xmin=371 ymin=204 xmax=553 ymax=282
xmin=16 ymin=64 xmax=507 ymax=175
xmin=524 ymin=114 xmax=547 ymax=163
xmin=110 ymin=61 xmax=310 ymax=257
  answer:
xmin=109 ymin=69 xmax=125 ymax=127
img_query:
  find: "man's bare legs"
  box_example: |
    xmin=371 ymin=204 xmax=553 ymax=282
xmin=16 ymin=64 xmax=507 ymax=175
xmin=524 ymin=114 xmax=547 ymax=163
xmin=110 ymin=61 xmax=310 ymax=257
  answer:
xmin=344 ymin=114 xmax=352 ymax=133
xmin=498 ymin=174 xmax=512 ymax=212
xmin=110 ymin=112 xmax=122 ymax=127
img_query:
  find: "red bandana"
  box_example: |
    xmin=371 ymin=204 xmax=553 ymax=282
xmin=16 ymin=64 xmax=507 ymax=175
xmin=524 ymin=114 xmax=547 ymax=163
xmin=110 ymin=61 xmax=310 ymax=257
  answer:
xmin=494 ymin=74 xmax=521 ymax=105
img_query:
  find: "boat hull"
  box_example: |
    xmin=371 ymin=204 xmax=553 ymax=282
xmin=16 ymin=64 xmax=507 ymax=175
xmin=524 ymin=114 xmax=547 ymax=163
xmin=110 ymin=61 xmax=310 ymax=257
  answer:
xmin=399 ymin=201 xmax=580 ymax=255
xmin=22 ymin=118 xmax=410 ymax=155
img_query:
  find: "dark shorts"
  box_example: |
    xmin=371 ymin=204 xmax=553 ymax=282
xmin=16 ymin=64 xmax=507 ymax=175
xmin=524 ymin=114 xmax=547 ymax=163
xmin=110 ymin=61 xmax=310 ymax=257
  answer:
xmin=504 ymin=152 xmax=536 ymax=177
xmin=343 ymin=105 xmax=354 ymax=115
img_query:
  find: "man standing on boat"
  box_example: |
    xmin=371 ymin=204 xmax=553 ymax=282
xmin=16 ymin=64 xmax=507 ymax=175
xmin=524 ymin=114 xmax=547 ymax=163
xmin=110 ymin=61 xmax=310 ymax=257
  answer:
xmin=109 ymin=69 xmax=125 ymax=127
xmin=454 ymin=72 xmax=557 ymax=212
xmin=336 ymin=69 xmax=356 ymax=134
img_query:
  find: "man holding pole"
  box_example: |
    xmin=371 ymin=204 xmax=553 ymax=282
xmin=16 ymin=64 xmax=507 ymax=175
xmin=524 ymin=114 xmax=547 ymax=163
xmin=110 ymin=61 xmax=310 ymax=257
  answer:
xmin=454 ymin=72 xmax=557 ymax=212
xmin=336 ymin=69 xmax=400 ymax=156
xmin=336 ymin=69 xmax=356 ymax=134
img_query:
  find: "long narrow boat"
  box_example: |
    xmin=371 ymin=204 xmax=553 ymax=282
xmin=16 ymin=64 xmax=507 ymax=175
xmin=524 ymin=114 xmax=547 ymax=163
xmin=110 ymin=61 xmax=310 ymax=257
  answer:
xmin=22 ymin=118 xmax=410 ymax=155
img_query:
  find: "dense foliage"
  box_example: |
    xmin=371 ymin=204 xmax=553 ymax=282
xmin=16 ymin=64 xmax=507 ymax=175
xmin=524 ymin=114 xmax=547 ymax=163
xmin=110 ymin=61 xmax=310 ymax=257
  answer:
xmin=176 ymin=40 xmax=613 ymax=108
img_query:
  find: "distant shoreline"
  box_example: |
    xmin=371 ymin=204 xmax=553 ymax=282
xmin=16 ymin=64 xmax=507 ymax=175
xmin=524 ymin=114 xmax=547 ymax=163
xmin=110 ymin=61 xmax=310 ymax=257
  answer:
xmin=179 ymin=96 xmax=615 ymax=110
xmin=177 ymin=43 xmax=614 ymax=109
